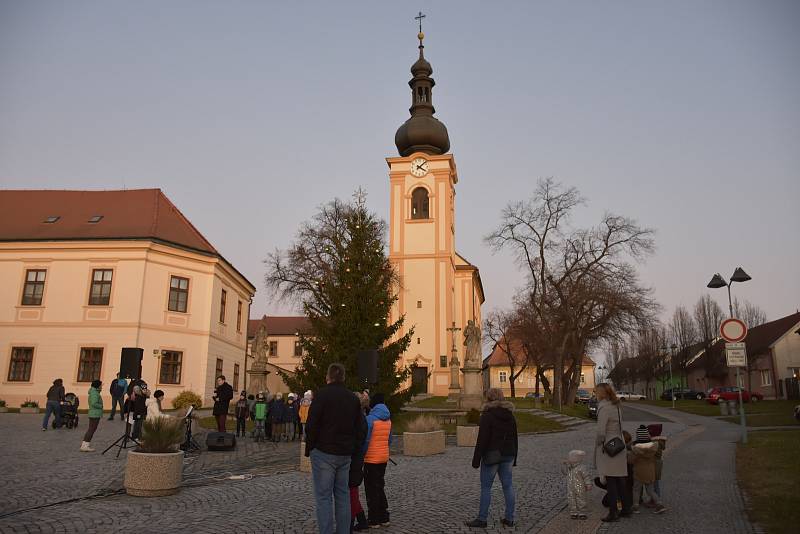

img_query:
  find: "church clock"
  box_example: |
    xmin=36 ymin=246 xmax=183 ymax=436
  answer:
xmin=410 ymin=157 xmax=429 ymax=177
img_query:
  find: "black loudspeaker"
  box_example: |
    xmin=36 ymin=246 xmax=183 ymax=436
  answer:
xmin=357 ymin=349 xmax=379 ymax=385
xmin=206 ymin=432 xmax=237 ymax=451
xmin=120 ymin=347 xmax=144 ymax=380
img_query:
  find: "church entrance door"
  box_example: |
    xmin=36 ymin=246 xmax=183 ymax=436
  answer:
xmin=411 ymin=366 xmax=428 ymax=394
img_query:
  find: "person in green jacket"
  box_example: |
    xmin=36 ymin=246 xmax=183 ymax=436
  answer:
xmin=81 ymin=380 xmax=103 ymax=452
xmin=253 ymin=393 xmax=268 ymax=442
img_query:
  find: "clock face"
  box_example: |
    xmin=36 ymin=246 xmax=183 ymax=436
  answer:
xmin=410 ymin=157 xmax=429 ymax=177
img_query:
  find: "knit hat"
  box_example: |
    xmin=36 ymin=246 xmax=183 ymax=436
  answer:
xmin=635 ymin=424 xmax=651 ymax=443
xmin=567 ymin=450 xmax=586 ymax=465
xmin=370 ymin=392 xmax=386 ymax=408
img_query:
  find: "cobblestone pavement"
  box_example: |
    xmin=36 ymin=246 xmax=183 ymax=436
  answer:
xmin=593 ymin=403 xmax=756 ymax=534
xmin=0 ymin=404 xmax=755 ymax=534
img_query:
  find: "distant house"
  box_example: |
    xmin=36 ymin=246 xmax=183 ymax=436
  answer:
xmin=686 ymin=311 xmax=800 ymax=399
xmin=246 ymin=315 xmax=311 ymax=394
xmin=482 ymin=338 xmax=596 ymax=398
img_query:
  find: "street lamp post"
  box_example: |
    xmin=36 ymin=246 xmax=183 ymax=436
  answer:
xmin=707 ymin=267 xmax=752 ymax=444
xmin=669 ymin=344 xmax=677 ymax=410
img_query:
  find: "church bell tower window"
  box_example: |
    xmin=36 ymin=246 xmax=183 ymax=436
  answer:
xmin=411 ymin=187 xmax=430 ymax=219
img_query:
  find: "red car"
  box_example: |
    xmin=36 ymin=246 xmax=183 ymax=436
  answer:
xmin=706 ymin=387 xmax=764 ymax=404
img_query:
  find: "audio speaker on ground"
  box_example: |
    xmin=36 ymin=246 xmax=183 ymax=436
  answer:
xmin=206 ymin=432 xmax=237 ymax=451
xmin=120 ymin=347 xmax=144 ymax=380
xmin=357 ymin=349 xmax=379 ymax=385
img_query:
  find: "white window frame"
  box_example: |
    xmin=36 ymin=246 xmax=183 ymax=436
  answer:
xmin=499 ymin=371 xmax=507 ymax=384
xmin=759 ymin=369 xmax=772 ymax=387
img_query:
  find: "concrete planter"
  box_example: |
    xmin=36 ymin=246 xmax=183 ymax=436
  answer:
xmin=20 ymin=407 xmax=40 ymax=414
xmin=403 ymin=430 xmax=446 ymax=456
xmin=299 ymin=441 xmax=311 ymax=473
xmin=0 ymin=407 xmax=8 ymax=413
xmin=456 ymin=425 xmax=479 ymax=447
xmin=124 ymin=450 xmax=183 ymax=497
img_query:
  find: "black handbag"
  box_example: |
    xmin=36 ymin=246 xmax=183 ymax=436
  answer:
xmin=602 ymin=406 xmax=625 ymax=457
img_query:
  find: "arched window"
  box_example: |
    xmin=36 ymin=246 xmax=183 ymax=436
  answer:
xmin=411 ymin=187 xmax=429 ymax=219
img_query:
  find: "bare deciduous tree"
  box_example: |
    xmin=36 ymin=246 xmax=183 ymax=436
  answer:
xmin=693 ymin=294 xmax=725 ymax=380
xmin=668 ymin=305 xmax=698 ymax=389
xmin=486 ymin=178 xmax=658 ymax=407
xmin=484 ymin=309 xmax=529 ymax=398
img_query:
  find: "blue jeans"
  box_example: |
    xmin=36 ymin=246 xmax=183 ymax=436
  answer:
xmin=42 ymin=400 xmax=62 ymax=429
xmin=478 ymin=458 xmax=515 ymax=522
xmin=109 ymin=396 xmax=124 ymax=419
xmin=310 ymin=448 xmax=351 ymax=534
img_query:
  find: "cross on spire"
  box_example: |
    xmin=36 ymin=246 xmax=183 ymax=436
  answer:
xmin=415 ymin=11 xmax=426 ymax=34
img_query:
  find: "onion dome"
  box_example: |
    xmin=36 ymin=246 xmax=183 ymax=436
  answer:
xmin=394 ymin=31 xmax=450 ymax=157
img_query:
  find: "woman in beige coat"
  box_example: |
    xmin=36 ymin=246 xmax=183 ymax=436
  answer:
xmin=594 ymin=383 xmax=632 ymax=522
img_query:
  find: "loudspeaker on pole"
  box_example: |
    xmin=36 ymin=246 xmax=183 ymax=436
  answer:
xmin=120 ymin=347 xmax=144 ymax=380
xmin=357 ymin=349 xmax=379 ymax=385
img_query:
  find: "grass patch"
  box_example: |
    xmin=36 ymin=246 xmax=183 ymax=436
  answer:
xmin=722 ymin=413 xmax=800 ymax=427
xmin=737 ymin=430 xmax=800 ymax=534
xmin=198 ymin=416 xmax=255 ymax=432
xmin=393 ymin=410 xmax=563 ymax=435
xmin=642 ymin=399 xmax=798 ymax=417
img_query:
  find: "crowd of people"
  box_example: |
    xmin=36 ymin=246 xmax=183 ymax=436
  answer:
xmin=38 ymin=367 xmax=668 ymax=532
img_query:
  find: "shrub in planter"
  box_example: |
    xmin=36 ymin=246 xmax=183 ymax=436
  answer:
xmin=124 ymin=416 xmax=185 ymax=497
xmin=457 ymin=409 xmax=481 ymax=447
xmin=20 ymin=399 xmax=40 ymax=413
xmin=0 ymin=399 xmax=6 ymax=413
xmin=171 ymin=390 xmax=202 ymax=411
xmin=403 ymin=415 xmax=446 ymax=456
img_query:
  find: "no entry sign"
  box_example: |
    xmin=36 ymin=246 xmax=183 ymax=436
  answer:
xmin=720 ymin=318 xmax=748 ymax=343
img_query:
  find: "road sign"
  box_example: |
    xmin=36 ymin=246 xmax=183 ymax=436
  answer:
xmin=720 ymin=318 xmax=747 ymax=342
xmin=725 ymin=342 xmax=747 ymax=367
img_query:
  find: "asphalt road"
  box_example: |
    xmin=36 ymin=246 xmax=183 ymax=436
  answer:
xmin=620 ymin=403 xmax=671 ymax=422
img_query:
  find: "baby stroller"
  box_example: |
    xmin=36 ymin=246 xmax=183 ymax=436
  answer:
xmin=54 ymin=393 xmax=79 ymax=429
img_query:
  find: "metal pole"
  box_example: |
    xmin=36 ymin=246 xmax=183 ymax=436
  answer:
xmin=669 ymin=347 xmax=675 ymax=410
xmin=728 ymin=285 xmax=748 ymax=444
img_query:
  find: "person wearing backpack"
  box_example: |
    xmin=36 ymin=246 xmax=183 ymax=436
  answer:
xmin=108 ymin=373 xmax=127 ymax=421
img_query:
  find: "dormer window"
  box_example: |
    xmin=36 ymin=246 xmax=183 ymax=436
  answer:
xmin=88 ymin=215 xmax=103 ymax=223
xmin=44 ymin=216 xmax=60 ymax=223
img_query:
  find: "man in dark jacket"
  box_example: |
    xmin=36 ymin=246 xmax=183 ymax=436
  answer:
xmin=306 ymin=363 xmax=367 ymax=534
xmin=467 ymin=388 xmax=518 ymax=529
xmin=42 ymin=378 xmax=65 ymax=430
xmin=212 ymin=375 xmax=234 ymax=432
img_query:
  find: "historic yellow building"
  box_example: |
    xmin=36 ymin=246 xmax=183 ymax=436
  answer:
xmin=0 ymin=189 xmax=255 ymax=408
xmin=387 ymin=31 xmax=485 ymax=395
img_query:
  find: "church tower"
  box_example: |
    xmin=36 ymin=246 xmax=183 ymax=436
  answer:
xmin=387 ymin=24 xmax=484 ymax=395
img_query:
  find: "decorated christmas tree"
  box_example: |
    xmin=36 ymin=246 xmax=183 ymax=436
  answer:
xmin=265 ymin=190 xmax=413 ymax=408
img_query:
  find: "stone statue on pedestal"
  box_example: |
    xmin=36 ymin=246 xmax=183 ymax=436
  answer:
xmin=247 ymin=324 xmax=270 ymax=394
xmin=463 ymin=320 xmax=482 ymax=367
xmin=459 ymin=320 xmax=484 ymax=410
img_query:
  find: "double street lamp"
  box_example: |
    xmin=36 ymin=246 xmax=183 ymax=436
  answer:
xmin=707 ymin=266 xmax=752 ymax=444
xmin=660 ymin=344 xmax=678 ymax=409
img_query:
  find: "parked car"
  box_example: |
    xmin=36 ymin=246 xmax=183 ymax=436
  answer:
xmin=575 ymin=389 xmax=592 ymax=404
xmin=706 ymin=387 xmax=764 ymax=405
xmin=588 ymin=397 xmax=598 ymax=419
xmin=617 ymin=391 xmax=646 ymax=401
xmin=661 ymin=388 xmax=706 ymax=401
xmin=525 ymin=392 xmax=540 ymax=399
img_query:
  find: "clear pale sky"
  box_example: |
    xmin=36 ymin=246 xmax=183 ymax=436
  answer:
xmin=1 ymin=1 xmax=798 ymax=326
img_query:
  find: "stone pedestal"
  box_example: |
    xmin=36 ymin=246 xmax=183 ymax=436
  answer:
xmin=246 ymin=369 xmax=270 ymax=395
xmin=447 ymin=357 xmax=461 ymax=401
xmin=459 ymin=366 xmax=483 ymax=410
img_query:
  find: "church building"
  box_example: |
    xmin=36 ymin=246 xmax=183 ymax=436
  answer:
xmin=387 ymin=29 xmax=485 ymax=395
